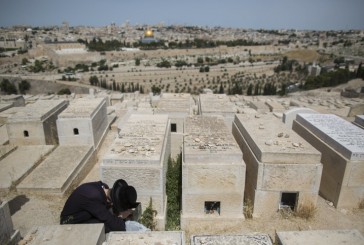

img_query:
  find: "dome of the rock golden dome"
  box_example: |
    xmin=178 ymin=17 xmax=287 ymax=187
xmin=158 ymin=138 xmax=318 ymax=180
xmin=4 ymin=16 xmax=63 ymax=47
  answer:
xmin=144 ymin=29 xmax=154 ymax=38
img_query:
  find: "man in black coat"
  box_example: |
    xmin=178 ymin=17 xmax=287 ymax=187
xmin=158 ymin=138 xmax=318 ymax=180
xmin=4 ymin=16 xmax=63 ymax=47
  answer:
xmin=60 ymin=179 xmax=138 ymax=232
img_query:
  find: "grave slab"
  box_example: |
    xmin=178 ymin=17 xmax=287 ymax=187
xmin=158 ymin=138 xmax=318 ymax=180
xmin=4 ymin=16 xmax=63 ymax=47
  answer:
xmin=191 ymin=234 xmax=272 ymax=245
xmin=0 ymin=201 xmax=20 ymax=245
xmin=276 ymin=229 xmax=364 ymax=245
xmin=282 ymin=107 xmax=317 ymax=129
xmin=17 ymin=145 xmax=94 ymax=195
xmin=354 ymin=115 xmax=364 ymax=128
xmin=19 ymin=224 xmax=105 ymax=245
xmin=106 ymin=231 xmax=184 ymax=245
xmin=0 ymin=124 xmax=9 ymax=145
xmin=0 ymin=145 xmax=16 ymax=160
xmin=296 ymin=114 xmax=364 ymax=160
xmin=0 ymin=145 xmax=55 ymax=192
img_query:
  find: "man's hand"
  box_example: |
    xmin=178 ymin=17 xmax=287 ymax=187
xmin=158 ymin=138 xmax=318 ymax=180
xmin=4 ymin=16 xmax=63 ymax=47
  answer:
xmin=118 ymin=209 xmax=133 ymax=219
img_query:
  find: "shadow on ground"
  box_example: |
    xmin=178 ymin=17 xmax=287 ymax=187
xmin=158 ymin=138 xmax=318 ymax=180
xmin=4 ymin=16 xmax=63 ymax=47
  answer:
xmin=8 ymin=195 xmax=29 ymax=215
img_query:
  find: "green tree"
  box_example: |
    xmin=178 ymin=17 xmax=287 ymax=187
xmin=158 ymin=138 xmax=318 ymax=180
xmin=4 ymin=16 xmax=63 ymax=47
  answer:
xmin=89 ymin=75 xmax=99 ymax=86
xmin=18 ymin=80 xmax=31 ymax=94
xmin=197 ymin=57 xmax=204 ymax=64
xmin=166 ymin=154 xmax=182 ymax=230
xmin=57 ymin=88 xmax=71 ymax=95
xmin=0 ymin=79 xmax=17 ymax=94
xmin=151 ymin=85 xmax=161 ymax=95
xmin=21 ymin=58 xmax=29 ymax=66
xmin=247 ymin=83 xmax=253 ymax=95
xmin=219 ymin=82 xmax=224 ymax=94
xmin=135 ymin=58 xmax=141 ymax=66
xmin=204 ymin=66 xmax=210 ymax=72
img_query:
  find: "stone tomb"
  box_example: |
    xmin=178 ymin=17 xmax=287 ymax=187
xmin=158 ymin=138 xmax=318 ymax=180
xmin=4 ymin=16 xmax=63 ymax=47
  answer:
xmin=0 ymin=145 xmax=55 ymax=194
xmin=101 ymin=114 xmax=171 ymax=230
xmin=198 ymin=94 xmax=237 ymax=130
xmin=19 ymin=224 xmax=105 ymax=245
xmin=265 ymin=100 xmax=286 ymax=113
xmin=0 ymin=201 xmax=20 ymax=245
xmin=293 ymin=113 xmax=364 ymax=208
xmin=354 ymin=115 xmax=364 ymax=128
xmin=17 ymin=145 xmax=95 ymax=195
xmin=154 ymin=93 xmax=194 ymax=158
xmin=191 ymin=234 xmax=272 ymax=245
xmin=232 ymin=113 xmax=322 ymax=217
xmin=276 ymin=229 xmax=364 ymax=245
xmin=6 ymin=100 xmax=68 ymax=145
xmin=182 ymin=116 xmax=245 ymax=229
xmin=282 ymin=107 xmax=317 ymax=129
xmin=57 ymin=97 xmax=108 ymax=150
xmin=106 ymin=231 xmax=185 ymax=245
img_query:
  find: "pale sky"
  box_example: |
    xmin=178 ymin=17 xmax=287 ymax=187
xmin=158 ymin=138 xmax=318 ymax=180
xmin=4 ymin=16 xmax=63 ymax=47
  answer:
xmin=0 ymin=0 xmax=363 ymax=30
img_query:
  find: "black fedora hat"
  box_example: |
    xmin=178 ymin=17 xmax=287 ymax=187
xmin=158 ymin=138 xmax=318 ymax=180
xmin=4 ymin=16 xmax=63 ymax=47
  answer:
xmin=110 ymin=179 xmax=138 ymax=214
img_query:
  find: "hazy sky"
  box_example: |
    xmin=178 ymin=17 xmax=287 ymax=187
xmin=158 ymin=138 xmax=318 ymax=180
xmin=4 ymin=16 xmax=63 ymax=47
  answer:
xmin=0 ymin=0 xmax=363 ymax=30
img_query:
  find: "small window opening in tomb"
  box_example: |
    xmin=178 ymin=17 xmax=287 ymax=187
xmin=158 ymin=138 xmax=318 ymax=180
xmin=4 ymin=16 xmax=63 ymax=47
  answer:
xmin=171 ymin=123 xmax=177 ymax=132
xmin=73 ymin=128 xmax=79 ymax=135
xmin=23 ymin=130 xmax=29 ymax=137
xmin=280 ymin=192 xmax=298 ymax=211
xmin=204 ymin=201 xmax=220 ymax=215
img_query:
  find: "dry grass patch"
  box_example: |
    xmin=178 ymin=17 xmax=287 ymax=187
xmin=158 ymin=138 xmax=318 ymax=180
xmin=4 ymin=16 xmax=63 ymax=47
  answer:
xmin=284 ymin=49 xmax=320 ymax=63
xmin=294 ymin=202 xmax=317 ymax=220
xmin=358 ymin=199 xmax=364 ymax=209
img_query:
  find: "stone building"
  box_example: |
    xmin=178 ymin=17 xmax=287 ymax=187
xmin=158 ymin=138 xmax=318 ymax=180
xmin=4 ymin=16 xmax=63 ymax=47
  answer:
xmin=6 ymin=100 xmax=68 ymax=145
xmin=232 ymin=113 xmax=322 ymax=217
xmin=56 ymin=97 xmax=108 ymax=150
xmin=182 ymin=116 xmax=245 ymax=229
xmin=197 ymin=94 xmax=237 ymax=130
xmin=293 ymin=113 xmax=364 ymax=208
xmin=101 ymin=114 xmax=171 ymax=230
xmin=154 ymin=93 xmax=194 ymax=158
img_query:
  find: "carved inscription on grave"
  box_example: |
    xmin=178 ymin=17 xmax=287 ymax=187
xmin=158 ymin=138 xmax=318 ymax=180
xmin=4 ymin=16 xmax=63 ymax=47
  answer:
xmin=297 ymin=114 xmax=364 ymax=160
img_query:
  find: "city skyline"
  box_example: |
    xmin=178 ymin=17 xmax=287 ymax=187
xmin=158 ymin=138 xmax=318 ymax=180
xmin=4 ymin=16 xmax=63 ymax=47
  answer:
xmin=0 ymin=0 xmax=364 ymax=30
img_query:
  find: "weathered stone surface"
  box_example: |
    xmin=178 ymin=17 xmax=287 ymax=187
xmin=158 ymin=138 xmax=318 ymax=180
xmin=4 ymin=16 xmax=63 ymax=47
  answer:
xmin=282 ymin=107 xmax=317 ymax=129
xmin=17 ymin=145 xmax=94 ymax=195
xmin=276 ymin=229 xmax=364 ymax=245
xmin=234 ymin=113 xmax=321 ymax=164
xmin=106 ymin=231 xmax=184 ymax=245
xmin=101 ymin=114 xmax=170 ymax=230
xmin=0 ymin=124 xmax=9 ymax=145
xmin=182 ymin=116 xmax=245 ymax=229
xmin=0 ymin=145 xmax=16 ymax=160
xmin=0 ymin=145 xmax=55 ymax=192
xmin=354 ymin=115 xmax=364 ymax=128
xmin=6 ymin=100 xmax=68 ymax=145
xmin=0 ymin=201 xmax=20 ymax=245
xmin=57 ymin=97 xmax=108 ymax=150
xmin=232 ymin=113 xmax=322 ymax=217
xmin=296 ymin=114 xmax=364 ymax=160
xmin=293 ymin=115 xmax=364 ymax=208
xmin=191 ymin=234 xmax=272 ymax=245
xmin=19 ymin=224 xmax=105 ymax=245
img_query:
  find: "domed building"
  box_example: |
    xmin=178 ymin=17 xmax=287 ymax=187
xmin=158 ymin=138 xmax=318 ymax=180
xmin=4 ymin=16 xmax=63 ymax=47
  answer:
xmin=140 ymin=28 xmax=159 ymax=44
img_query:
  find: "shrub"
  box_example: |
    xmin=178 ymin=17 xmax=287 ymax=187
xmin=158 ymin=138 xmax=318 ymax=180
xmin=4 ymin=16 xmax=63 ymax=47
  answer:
xmin=294 ymin=202 xmax=317 ymax=220
xmin=243 ymin=199 xmax=253 ymax=219
xmin=359 ymin=199 xmax=364 ymax=209
xmin=139 ymin=197 xmax=157 ymax=230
